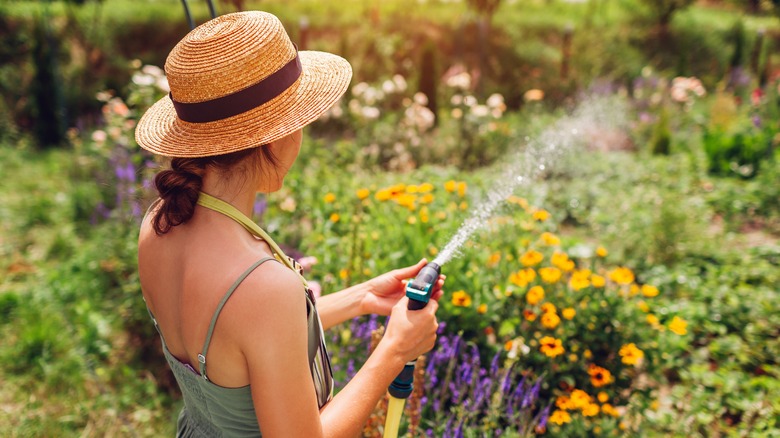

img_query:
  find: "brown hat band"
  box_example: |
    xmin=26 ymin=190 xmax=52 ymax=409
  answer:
xmin=170 ymin=52 xmax=302 ymax=123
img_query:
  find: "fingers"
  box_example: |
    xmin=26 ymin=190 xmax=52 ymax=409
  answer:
xmin=392 ymin=258 xmax=428 ymax=280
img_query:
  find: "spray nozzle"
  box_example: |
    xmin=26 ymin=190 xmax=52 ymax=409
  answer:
xmin=405 ymin=262 xmax=441 ymax=311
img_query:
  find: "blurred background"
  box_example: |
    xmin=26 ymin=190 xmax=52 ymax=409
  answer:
xmin=1 ymin=0 xmax=778 ymax=436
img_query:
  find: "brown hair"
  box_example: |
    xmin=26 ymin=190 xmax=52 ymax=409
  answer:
xmin=152 ymin=146 xmax=278 ymax=235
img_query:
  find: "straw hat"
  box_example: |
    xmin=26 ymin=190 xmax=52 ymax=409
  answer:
xmin=135 ymin=11 xmax=352 ymax=157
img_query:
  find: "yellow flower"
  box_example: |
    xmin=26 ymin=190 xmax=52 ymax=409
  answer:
xmin=601 ymin=403 xmax=619 ymax=417
xmin=551 ymin=251 xmax=570 ymax=270
xmin=406 ymin=184 xmax=419 ymax=193
xmin=541 ymin=302 xmax=557 ymax=314
xmin=583 ymin=349 xmax=592 ymax=359
xmin=588 ymin=364 xmax=614 ymax=387
xmin=407 ymin=216 xmax=417 ymax=224
xmin=457 ymin=181 xmax=467 ymax=197
xmin=419 ymin=182 xmax=434 ymax=193
xmin=521 ymin=249 xmax=544 ymax=267
xmin=637 ymin=300 xmax=650 ymax=313
xmin=532 ymin=209 xmax=550 ymax=221
xmin=669 ymin=316 xmax=688 ymax=335
xmin=541 ymin=232 xmax=561 ymax=246
xmin=329 ymin=213 xmax=340 ymax=223
xmin=487 ymin=251 xmax=501 ymax=267
xmin=394 ymin=193 xmax=417 ymax=210
xmin=459 ymin=201 xmax=468 ymax=210
xmin=591 ymin=274 xmax=606 ymax=288
xmin=569 ymin=269 xmax=591 ymax=291
xmin=507 ymin=195 xmax=529 ymax=210
xmin=375 ymin=189 xmax=392 ymax=201
xmin=549 ymin=410 xmax=571 ymax=425
xmin=539 ymin=267 xmax=562 ymax=284
xmin=526 ymin=286 xmax=545 ymax=305
xmin=646 ymin=314 xmax=660 ymax=327
xmin=477 ymin=303 xmax=488 ymax=314
xmin=596 ymin=246 xmax=608 ymax=257
xmin=619 ymin=343 xmax=645 ymax=366
xmin=356 ymin=188 xmax=370 ymax=200
xmin=570 ymin=389 xmax=591 ymax=409
xmin=641 ymin=284 xmax=659 ymax=297
xmin=444 ymin=180 xmax=457 ymax=192
xmin=451 ymin=290 xmax=472 ymax=307
xmin=539 ymin=336 xmax=564 ymax=358
xmin=420 ymin=193 xmax=434 ymax=204
xmin=324 ymin=193 xmax=336 ymax=203
xmin=609 ymin=267 xmax=635 ymax=285
xmin=339 ymin=269 xmax=349 ymax=280
xmin=582 ymin=403 xmax=600 ymax=417
xmin=597 ymin=392 xmax=609 ymax=403
xmin=541 ymin=312 xmax=561 ymax=329
xmin=562 ymin=308 xmax=576 ymax=320
xmin=509 ymin=268 xmax=536 ymax=287
xmin=523 ymin=309 xmax=537 ymax=321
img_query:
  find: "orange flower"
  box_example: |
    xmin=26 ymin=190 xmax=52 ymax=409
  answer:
xmin=582 ymin=403 xmax=600 ymax=417
xmin=539 ymin=267 xmax=562 ymax=284
xmin=591 ymin=274 xmax=606 ymax=288
xmin=588 ymin=364 xmax=614 ymax=387
xmin=569 ymin=389 xmax=591 ymax=408
xmin=356 ymin=188 xmax=370 ymax=200
xmin=523 ymin=309 xmax=537 ymax=321
xmin=532 ymin=209 xmax=550 ymax=221
xmin=324 ymin=193 xmax=336 ymax=203
xmin=477 ymin=303 xmax=488 ymax=314
xmin=597 ymin=392 xmax=609 ymax=403
xmin=596 ymin=246 xmax=608 ymax=257
xmin=509 ymin=268 xmax=536 ymax=287
xmin=329 ymin=213 xmax=340 ymax=223
xmin=520 ymin=249 xmax=544 ymax=267
xmin=526 ymin=286 xmax=545 ymax=305
xmin=541 ymin=302 xmax=557 ymax=314
xmin=609 ymin=267 xmax=635 ymax=285
xmin=541 ymin=312 xmax=561 ymax=329
xmin=451 ymin=290 xmax=472 ymax=307
xmin=569 ymin=269 xmax=591 ymax=291
xmin=541 ymin=232 xmax=560 ymax=246
xmin=619 ymin=343 xmax=645 ymax=366
xmin=539 ymin=336 xmax=564 ymax=358
xmin=562 ymin=308 xmax=576 ymax=320
xmin=549 ymin=409 xmax=571 ymax=425
xmin=444 ymin=180 xmax=457 ymax=192
xmin=641 ymin=284 xmax=659 ymax=297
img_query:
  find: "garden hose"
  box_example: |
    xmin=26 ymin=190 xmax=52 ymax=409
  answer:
xmin=383 ymin=262 xmax=441 ymax=438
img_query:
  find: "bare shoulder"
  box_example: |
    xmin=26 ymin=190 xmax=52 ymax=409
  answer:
xmin=221 ymin=259 xmax=309 ymax=346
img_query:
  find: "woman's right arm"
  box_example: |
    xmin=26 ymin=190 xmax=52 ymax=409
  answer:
xmin=229 ymin=262 xmax=438 ymax=438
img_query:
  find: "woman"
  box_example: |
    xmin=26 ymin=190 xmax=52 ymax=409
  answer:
xmin=135 ymin=11 xmax=444 ymax=437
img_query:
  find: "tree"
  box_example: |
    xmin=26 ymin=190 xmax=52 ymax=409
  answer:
xmin=640 ymin=0 xmax=695 ymax=31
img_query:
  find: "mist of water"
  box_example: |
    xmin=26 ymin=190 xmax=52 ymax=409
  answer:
xmin=432 ymin=96 xmax=628 ymax=266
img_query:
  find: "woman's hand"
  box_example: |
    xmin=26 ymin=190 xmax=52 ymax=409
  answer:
xmin=382 ymin=296 xmax=439 ymax=363
xmin=360 ymin=258 xmax=445 ymax=316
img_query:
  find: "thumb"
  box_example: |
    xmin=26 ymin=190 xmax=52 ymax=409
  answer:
xmin=394 ymin=258 xmax=428 ymax=280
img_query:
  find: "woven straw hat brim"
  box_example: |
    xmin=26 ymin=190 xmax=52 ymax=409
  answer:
xmin=135 ymin=50 xmax=351 ymax=158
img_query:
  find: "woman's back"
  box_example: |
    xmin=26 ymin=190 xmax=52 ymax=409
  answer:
xmin=138 ymin=204 xmax=275 ymax=389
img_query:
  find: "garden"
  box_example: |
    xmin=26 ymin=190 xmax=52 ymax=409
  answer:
xmin=1 ymin=0 xmax=779 ymax=436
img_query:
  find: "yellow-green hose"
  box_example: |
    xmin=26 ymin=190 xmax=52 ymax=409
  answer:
xmin=383 ymin=395 xmax=406 ymax=438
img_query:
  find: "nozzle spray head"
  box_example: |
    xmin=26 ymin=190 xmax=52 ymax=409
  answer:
xmin=405 ymin=262 xmax=441 ymax=311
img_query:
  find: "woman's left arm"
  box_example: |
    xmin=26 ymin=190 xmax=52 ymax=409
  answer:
xmin=317 ymin=259 xmax=445 ymax=331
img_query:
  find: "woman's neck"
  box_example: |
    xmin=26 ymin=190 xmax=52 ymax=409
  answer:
xmin=200 ymin=171 xmax=257 ymax=218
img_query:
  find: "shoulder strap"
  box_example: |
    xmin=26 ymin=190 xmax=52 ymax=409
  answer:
xmin=198 ymin=256 xmax=278 ymax=380
xmin=196 ymin=192 xmax=309 ymax=289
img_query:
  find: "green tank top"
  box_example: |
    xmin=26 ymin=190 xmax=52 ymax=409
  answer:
xmin=144 ymin=192 xmax=333 ymax=437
